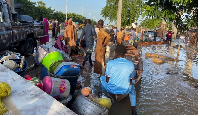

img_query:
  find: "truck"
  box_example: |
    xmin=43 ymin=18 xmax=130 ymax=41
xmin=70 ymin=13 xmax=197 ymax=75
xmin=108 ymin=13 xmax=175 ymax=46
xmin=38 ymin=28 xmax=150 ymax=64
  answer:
xmin=0 ymin=0 xmax=45 ymax=55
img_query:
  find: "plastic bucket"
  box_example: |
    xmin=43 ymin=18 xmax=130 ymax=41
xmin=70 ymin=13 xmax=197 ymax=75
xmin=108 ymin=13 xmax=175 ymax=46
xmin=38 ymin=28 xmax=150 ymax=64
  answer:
xmin=48 ymin=72 xmax=79 ymax=95
xmin=41 ymin=52 xmax=64 ymax=70
xmin=42 ymin=76 xmax=70 ymax=99
xmin=49 ymin=60 xmax=64 ymax=74
xmin=11 ymin=59 xmax=28 ymax=77
xmin=40 ymin=66 xmax=79 ymax=95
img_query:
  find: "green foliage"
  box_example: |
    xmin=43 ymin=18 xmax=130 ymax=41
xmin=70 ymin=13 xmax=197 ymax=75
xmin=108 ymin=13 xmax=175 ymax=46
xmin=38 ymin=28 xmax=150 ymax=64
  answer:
xmin=14 ymin=0 xmax=97 ymax=24
xmin=141 ymin=0 xmax=198 ymax=31
xmin=101 ymin=0 xmax=143 ymax=27
xmin=140 ymin=18 xmax=162 ymax=29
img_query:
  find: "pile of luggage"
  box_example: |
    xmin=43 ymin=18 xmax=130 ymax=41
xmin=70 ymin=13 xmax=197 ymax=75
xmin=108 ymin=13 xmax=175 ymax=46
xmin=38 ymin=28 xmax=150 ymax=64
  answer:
xmin=34 ymin=45 xmax=81 ymax=104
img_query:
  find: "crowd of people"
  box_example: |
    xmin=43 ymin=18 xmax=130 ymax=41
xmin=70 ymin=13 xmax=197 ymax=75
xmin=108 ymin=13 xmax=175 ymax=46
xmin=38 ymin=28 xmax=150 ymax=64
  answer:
xmin=37 ymin=17 xmax=138 ymax=115
xmin=34 ymin=17 xmax=178 ymax=115
xmin=62 ymin=18 xmax=137 ymax=115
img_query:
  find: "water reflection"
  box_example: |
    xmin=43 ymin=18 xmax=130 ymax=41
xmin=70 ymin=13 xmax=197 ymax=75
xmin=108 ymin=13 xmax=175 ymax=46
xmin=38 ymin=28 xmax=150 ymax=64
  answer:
xmin=137 ymin=40 xmax=198 ymax=115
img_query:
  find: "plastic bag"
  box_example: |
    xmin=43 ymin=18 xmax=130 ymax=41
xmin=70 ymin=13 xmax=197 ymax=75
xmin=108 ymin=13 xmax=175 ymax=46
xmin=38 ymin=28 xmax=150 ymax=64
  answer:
xmin=93 ymin=98 xmax=112 ymax=109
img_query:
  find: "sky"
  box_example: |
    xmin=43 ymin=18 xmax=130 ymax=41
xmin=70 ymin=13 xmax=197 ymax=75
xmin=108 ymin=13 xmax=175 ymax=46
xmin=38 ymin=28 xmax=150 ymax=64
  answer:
xmin=31 ymin=0 xmax=114 ymax=25
xmin=31 ymin=0 xmax=143 ymax=25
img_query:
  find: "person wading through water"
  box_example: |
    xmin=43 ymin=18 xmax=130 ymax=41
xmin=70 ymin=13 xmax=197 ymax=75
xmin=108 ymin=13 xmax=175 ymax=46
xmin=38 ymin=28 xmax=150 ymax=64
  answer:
xmin=167 ymin=30 xmax=174 ymax=45
xmin=79 ymin=19 xmax=97 ymax=68
xmin=94 ymin=20 xmax=111 ymax=75
xmin=100 ymin=45 xmax=137 ymax=115
xmin=64 ymin=18 xmax=77 ymax=56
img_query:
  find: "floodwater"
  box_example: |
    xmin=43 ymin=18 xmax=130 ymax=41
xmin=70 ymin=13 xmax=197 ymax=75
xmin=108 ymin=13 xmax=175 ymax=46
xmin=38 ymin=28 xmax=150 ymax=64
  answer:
xmin=134 ymin=40 xmax=198 ymax=115
xmin=78 ymin=38 xmax=198 ymax=115
xmin=25 ymin=32 xmax=198 ymax=115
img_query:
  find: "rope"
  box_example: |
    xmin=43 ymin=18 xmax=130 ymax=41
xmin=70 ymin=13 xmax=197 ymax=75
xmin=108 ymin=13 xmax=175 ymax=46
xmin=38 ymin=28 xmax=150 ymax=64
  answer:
xmin=0 ymin=82 xmax=11 ymax=115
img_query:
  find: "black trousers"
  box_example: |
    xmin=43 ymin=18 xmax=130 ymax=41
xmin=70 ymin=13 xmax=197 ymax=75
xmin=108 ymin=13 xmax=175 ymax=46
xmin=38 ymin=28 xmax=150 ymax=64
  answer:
xmin=82 ymin=52 xmax=92 ymax=66
xmin=154 ymin=36 xmax=157 ymax=41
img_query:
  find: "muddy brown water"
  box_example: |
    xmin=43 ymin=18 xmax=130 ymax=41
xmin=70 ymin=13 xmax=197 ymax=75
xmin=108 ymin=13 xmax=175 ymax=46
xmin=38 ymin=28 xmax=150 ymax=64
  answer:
xmin=24 ymin=32 xmax=197 ymax=115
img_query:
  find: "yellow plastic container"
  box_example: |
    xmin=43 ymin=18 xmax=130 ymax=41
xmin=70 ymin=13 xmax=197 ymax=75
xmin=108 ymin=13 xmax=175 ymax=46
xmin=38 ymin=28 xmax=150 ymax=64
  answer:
xmin=93 ymin=98 xmax=112 ymax=109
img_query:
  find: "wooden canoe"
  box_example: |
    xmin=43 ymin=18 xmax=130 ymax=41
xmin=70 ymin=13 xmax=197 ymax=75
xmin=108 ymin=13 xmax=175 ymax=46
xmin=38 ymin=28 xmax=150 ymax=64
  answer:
xmin=138 ymin=41 xmax=167 ymax=46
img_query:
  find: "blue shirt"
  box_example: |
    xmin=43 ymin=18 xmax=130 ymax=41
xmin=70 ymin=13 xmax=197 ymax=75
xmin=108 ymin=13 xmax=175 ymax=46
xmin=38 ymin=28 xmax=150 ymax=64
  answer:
xmin=105 ymin=58 xmax=135 ymax=94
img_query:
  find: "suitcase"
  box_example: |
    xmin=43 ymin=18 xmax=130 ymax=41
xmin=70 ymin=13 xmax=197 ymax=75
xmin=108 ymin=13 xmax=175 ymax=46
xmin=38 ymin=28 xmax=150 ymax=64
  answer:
xmin=54 ymin=62 xmax=81 ymax=76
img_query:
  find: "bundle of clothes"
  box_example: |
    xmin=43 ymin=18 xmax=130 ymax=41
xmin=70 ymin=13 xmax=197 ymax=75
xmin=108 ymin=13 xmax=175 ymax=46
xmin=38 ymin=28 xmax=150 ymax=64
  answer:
xmin=0 ymin=82 xmax=11 ymax=115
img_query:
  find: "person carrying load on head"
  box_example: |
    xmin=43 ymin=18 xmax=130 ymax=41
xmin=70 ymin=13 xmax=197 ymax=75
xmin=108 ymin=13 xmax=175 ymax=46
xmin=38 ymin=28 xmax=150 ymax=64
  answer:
xmin=100 ymin=45 xmax=138 ymax=115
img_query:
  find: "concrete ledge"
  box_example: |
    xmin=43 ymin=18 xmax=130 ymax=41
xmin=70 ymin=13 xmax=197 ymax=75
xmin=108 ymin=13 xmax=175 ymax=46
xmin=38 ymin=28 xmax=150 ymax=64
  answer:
xmin=0 ymin=64 xmax=76 ymax=115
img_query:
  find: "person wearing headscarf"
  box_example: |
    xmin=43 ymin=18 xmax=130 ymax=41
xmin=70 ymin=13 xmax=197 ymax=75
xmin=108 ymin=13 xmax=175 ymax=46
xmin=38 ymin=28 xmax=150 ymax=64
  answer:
xmin=40 ymin=18 xmax=49 ymax=45
xmin=94 ymin=20 xmax=111 ymax=75
xmin=64 ymin=18 xmax=77 ymax=56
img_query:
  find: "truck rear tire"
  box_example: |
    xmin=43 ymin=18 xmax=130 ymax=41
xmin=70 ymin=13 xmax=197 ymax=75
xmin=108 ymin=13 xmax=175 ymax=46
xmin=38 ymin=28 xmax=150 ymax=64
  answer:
xmin=21 ymin=38 xmax=34 ymax=55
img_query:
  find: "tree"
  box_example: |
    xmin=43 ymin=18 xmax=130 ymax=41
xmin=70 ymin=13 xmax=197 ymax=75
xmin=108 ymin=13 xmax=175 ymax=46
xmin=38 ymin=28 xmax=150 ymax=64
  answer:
xmin=101 ymin=0 xmax=143 ymax=27
xmin=141 ymin=0 xmax=198 ymax=31
xmin=140 ymin=18 xmax=162 ymax=29
xmin=117 ymin=0 xmax=122 ymax=30
xmin=14 ymin=0 xmax=97 ymax=24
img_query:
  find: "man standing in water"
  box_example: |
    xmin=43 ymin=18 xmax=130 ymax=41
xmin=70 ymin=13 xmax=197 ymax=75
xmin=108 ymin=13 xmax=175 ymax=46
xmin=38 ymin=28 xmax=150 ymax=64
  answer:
xmin=167 ymin=30 xmax=174 ymax=45
xmin=79 ymin=19 xmax=97 ymax=68
xmin=64 ymin=18 xmax=77 ymax=56
xmin=94 ymin=20 xmax=111 ymax=75
xmin=100 ymin=45 xmax=137 ymax=115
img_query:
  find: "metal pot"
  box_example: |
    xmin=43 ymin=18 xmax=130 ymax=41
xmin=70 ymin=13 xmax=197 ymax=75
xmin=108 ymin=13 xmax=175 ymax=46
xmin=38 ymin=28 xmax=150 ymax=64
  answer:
xmin=71 ymin=94 xmax=109 ymax=115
